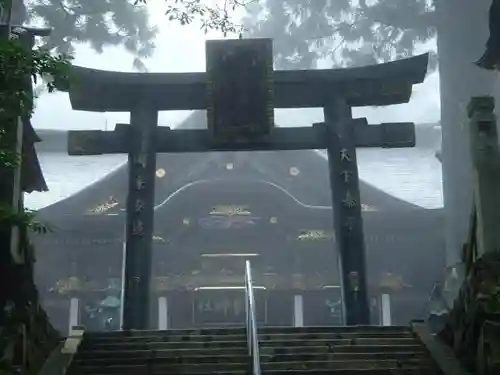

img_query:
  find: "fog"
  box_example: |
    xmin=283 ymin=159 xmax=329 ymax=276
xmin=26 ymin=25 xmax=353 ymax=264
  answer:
xmin=24 ymin=0 xmax=460 ymax=333
xmin=31 ymin=2 xmax=440 ymax=132
xmin=27 ymin=0 xmax=443 ymax=212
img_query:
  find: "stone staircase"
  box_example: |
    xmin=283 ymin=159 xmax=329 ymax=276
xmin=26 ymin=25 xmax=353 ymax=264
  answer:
xmin=67 ymin=326 xmax=445 ymax=375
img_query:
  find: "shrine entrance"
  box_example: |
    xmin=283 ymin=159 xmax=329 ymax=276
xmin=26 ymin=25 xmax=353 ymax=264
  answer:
xmin=162 ymin=287 xmax=345 ymax=329
xmin=165 ymin=289 xmax=268 ymax=329
xmin=150 ymin=178 xmax=345 ymax=329
xmin=192 ymin=287 xmax=265 ymax=327
xmin=65 ymin=38 xmax=428 ymax=329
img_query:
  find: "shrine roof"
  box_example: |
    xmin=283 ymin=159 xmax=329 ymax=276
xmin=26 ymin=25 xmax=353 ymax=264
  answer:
xmin=62 ymin=53 xmax=428 ymax=112
xmin=33 ymin=208 xmax=443 ymax=244
xmin=33 ymin=114 xmax=437 ymax=219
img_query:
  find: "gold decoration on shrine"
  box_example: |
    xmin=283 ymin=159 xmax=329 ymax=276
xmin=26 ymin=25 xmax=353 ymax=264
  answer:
xmin=50 ymin=275 xmax=344 ymax=294
xmin=292 ymin=273 xmax=305 ymax=289
xmin=156 ymin=168 xmax=166 ymax=178
xmin=210 ymin=205 xmax=251 ymax=216
xmin=156 ymin=277 xmax=169 ymax=291
xmin=378 ymin=272 xmax=411 ymax=291
xmin=54 ymin=277 xmax=82 ymax=294
xmin=361 ymin=204 xmax=377 ymax=212
xmin=297 ymin=230 xmax=333 ymax=241
xmin=152 ymin=235 xmax=165 ymax=243
xmin=289 ymin=167 xmax=300 ymax=176
xmin=87 ymin=196 xmax=119 ymax=214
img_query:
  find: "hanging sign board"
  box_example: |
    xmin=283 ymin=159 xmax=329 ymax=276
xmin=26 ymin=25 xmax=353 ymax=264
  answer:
xmin=206 ymin=38 xmax=274 ymax=142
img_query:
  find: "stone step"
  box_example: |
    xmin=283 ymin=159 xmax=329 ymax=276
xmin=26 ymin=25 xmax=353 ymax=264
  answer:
xmin=82 ymin=325 xmax=411 ymax=339
xmin=76 ymin=347 xmax=249 ymax=359
xmin=69 ymin=327 xmax=438 ymax=375
xmin=83 ymin=331 xmax=414 ymax=344
xmin=74 ymin=350 xmax=427 ymax=367
xmin=76 ymin=344 xmax=425 ymax=360
xmin=261 ymin=344 xmax=425 ymax=355
xmin=72 ymin=358 xmax=435 ymax=374
xmin=80 ymin=337 xmax=419 ymax=351
xmin=70 ymin=368 xmax=437 ymax=375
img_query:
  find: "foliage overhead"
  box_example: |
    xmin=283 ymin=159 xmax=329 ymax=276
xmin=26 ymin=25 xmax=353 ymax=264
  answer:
xmin=0 ymin=0 xmax=252 ymax=71
xmin=243 ymin=0 xmax=436 ymax=70
xmin=0 ymin=0 xmax=246 ymax=232
xmin=135 ymin=0 xmax=254 ymax=37
xmin=19 ymin=0 xmax=155 ymax=71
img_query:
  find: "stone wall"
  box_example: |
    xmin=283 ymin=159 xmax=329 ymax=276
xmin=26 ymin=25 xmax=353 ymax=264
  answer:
xmin=438 ymin=96 xmax=500 ymax=375
xmin=439 ymin=252 xmax=500 ymax=374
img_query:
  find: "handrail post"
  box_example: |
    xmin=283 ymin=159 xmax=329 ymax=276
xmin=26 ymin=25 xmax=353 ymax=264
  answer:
xmin=244 ymin=260 xmax=261 ymax=375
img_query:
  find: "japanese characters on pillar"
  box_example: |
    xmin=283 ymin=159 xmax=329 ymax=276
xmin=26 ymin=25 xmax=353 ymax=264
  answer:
xmin=122 ymin=105 xmax=158 ymax=330
xmin=337 ymin=137 xmax=365 ymax=317
xmin=339 ymin=147 xmax=358 ymax=236
xmin=129 ymin=153 xmax=148 ymax=238
xmin=322 ymin=98 xmax=370 ymax=326
xmin=206 ymin=38 xmax=274 ymax=143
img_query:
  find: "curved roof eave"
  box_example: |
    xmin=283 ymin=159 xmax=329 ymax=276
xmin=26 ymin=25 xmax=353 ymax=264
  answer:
xmin=62 ymin=53 xmax=428 ymax=112
xmin=38 ymin=152 xmax=425 ymax=220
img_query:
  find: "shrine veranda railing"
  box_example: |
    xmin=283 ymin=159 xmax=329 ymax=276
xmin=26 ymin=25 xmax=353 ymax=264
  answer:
xmin=62 ymin=38 xmax=429 ymax=329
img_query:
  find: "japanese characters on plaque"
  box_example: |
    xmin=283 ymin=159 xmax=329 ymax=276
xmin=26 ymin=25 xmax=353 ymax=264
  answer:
xmin=205 ymin=39 xmax=274 ymax=142
xmin=196 ymin=296 xmax=244 ymax=316
xmin=194 ymin=295 xmax=246 ymax=325
xmin=193 ymin=292 xmax=265 ymax=325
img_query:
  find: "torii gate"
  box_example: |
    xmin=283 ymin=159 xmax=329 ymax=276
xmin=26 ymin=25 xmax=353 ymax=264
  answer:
xmin=64 ymin=38 xmax=428 ymax=330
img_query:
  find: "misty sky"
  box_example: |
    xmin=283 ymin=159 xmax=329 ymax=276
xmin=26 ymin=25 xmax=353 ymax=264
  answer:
xmin=30 ymin=1 xmax=441 ymax=131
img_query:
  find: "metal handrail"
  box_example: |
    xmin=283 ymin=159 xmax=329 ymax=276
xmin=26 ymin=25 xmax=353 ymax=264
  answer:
xmin=244 ymin=260 xmax=261 ymax=375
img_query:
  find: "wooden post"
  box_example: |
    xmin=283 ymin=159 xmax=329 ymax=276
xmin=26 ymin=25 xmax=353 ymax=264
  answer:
xmin=7 ymin=117 xmax=23 ymax=264
xmin=121 ymin=102 xmax=158 ymax=330
xmin=322 ymin=98 xmax=370 ymax=325
xmin=0 ymin=26 xmax=48 ymax=265
xmin=0 ymin=27 xmax=26 ymax=265
xmin=467 ymin=96 xmax=500 ymax=256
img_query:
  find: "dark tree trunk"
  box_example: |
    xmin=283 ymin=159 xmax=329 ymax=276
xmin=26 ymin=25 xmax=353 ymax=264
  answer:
xmin=476 ymin=0 xmax=500 ymax=69
xmin=0 ymin=0 xmax=27 ymax=25
xmin=435 ymin=0 xmax=497 ymax=267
